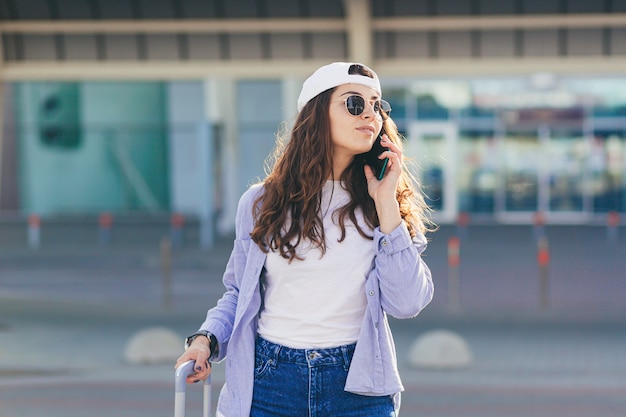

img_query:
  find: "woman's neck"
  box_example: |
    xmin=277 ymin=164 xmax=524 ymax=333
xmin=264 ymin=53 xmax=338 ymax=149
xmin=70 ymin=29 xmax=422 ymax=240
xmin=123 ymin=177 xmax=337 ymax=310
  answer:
xmin=331 ymin=152 xmax=353 ymax=180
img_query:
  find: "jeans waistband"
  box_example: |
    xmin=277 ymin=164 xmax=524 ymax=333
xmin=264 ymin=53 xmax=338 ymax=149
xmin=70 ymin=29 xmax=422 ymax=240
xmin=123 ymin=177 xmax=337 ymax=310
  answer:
xmin=255 ymin=336 xmax=356 ymax=368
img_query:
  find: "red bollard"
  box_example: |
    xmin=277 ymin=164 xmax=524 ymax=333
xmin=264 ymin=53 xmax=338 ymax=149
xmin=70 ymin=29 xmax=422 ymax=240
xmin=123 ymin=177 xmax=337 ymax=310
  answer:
xmin=27 ymin=214 xmax=41 ymax=249
xmin=170 ymin=213 xmax=185 ymax=248
xmin=537 ymin=236 xmax=550 ymax=311
xmin=447 ymin=236 xmax=461 ymax=311
xmin=456 ymin=212 xmax=470 ymax=240
xmin=98 ymin=212 xmax=113 ymax=246
xmin=607 ymin=211 xmax=620 ymax=244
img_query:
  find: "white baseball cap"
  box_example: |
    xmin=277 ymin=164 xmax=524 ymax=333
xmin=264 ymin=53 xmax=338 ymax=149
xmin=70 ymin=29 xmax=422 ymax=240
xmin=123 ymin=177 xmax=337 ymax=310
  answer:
xmin=297 ymin=62 xmax=382 ymax=112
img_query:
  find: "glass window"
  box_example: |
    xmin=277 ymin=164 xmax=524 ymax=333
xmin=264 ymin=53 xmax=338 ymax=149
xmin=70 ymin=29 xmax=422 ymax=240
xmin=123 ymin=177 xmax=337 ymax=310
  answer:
xmin=458 ymin=131 xmax=498 ymax=213
xmin=503 ymin=132 xmax=539 ymax=212
xmin=547 ymin=129 xmax=585 ymax=212
xmin=407 ymin=132 xmax=446 ymax=211
xmin=590 ymin=131 xmax=625 ymax=212
xmin=592 ymin=106 xmax=626 ymax=117
xmin=383 ymin=88 xmax=406 ymax=120
xmin=237 ymin=80 xmax=283 ymax=195
xmin=36 ymin=83 xmax=82 ymax=150
xmin=416 ymin=94 xmax=449 ymax=120
xmin=459 ymin=106 xmax=496 ymax=119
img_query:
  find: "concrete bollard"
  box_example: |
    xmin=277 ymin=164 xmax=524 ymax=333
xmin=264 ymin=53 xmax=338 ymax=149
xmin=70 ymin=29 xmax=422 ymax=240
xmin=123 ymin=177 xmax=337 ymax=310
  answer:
xmin=123 ymin=327 xmax=182 ymax=365
xmin=408 ymin=329 xmax=473 ymax=370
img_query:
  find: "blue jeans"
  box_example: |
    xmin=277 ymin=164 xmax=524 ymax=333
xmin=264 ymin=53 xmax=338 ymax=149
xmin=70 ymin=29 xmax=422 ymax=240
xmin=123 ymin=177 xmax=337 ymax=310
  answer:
xmin=250 ymin=336 xmax=396 ymax=417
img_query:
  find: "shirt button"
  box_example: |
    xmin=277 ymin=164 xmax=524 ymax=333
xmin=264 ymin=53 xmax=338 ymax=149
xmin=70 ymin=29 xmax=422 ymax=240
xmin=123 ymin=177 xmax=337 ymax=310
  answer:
xmin=369 ymin=290 xmax=375 ymax=296
xmin=381 ymin=240 xmax=388 ymax=246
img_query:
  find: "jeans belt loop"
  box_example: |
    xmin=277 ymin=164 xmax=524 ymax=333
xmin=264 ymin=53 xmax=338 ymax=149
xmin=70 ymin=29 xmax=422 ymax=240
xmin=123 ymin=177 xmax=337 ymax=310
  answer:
xmin=341 ymin=345 xmax=351 ymax=371
xmin=271 ymin=341 xmax=281 ymax=365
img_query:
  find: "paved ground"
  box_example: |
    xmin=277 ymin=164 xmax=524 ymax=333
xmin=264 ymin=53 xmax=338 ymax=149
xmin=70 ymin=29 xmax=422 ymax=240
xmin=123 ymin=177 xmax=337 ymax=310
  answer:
xmin=0 ymin=224 xmax=625 ymax=416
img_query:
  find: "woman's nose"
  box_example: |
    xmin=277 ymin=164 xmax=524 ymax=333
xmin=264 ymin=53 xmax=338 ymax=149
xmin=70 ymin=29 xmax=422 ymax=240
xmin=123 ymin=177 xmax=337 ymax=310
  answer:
xmin=361 ymin=101 xmax=377 ymax=118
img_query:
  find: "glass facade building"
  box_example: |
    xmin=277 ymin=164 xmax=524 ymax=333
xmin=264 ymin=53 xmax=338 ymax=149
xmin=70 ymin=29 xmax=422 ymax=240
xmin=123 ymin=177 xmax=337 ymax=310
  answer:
xmin=5 ymin=75 xmax=624 ymax=227
xmin=1 ymin=0 xmax=626 ymax=234
xmin=387 ymin=76 xmax=626 ymax=223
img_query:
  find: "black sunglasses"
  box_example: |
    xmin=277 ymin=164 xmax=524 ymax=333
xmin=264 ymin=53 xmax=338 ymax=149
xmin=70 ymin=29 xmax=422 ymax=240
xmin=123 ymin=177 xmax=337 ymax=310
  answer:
xmin=343 ymin=95 xmax=391 ymax=118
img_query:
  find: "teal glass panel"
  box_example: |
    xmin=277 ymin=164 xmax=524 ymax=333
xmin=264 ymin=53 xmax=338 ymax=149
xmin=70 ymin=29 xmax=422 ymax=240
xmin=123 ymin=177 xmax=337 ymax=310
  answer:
xmin=15 ymin=81 xmax=169 ymax=214
xmin=237 ymin=80 xmax=282 ymax=194
xmin=383 ymin=89 xmax=406 ymax=120
xmin=416 ymin=94 xmax=449 ymax=120
xmin=37 ymin=83 xmax=82 ymax=149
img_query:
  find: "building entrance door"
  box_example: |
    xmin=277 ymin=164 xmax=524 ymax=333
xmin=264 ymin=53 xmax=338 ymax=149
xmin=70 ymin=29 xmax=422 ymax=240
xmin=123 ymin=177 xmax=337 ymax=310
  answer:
xmin=407 ymin=115 xmax=601 ymax=224
xmin=497 ymin=121 xmax=590 ymax=223
xmin=407 ymin=122 xmax=458 ymax=223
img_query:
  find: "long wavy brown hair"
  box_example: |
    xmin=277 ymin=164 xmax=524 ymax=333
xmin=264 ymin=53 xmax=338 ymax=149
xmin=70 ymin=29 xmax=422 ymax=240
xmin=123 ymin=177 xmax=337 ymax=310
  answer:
xmin=251 ymin=65 xmax=433 ymax=261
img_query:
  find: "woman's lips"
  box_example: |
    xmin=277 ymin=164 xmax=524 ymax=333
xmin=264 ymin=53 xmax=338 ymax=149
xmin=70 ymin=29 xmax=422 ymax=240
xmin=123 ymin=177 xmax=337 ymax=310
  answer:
xmin=357 ymin=126 xmax=375 ymax=135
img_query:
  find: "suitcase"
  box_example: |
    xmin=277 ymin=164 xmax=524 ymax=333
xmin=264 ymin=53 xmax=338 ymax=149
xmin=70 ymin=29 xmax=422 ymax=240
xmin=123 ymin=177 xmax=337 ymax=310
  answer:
xmin=175 ymin=360 xmax=212 ymax=417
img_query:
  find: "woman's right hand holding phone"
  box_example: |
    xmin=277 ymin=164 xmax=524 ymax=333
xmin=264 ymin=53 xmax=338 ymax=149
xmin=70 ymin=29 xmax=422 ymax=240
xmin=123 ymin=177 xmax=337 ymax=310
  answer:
xmin=364 ymin=134 xmax=403 ymax=234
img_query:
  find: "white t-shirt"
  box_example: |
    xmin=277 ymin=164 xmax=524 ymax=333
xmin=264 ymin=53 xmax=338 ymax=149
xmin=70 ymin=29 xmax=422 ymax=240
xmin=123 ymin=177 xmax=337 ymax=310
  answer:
xmin=257 ymin=180 xmax=375 ymax=348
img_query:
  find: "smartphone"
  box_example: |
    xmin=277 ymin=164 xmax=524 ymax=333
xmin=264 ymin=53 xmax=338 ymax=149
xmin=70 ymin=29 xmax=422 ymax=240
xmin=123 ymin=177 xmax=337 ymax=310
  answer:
xmin=360 ymin=133 xmax=389 ymax=180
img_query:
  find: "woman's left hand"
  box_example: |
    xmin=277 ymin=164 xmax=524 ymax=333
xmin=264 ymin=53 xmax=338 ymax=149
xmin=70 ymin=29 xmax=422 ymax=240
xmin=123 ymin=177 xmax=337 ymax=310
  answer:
xmin=364 ymin=134 xmax=403 ymax=234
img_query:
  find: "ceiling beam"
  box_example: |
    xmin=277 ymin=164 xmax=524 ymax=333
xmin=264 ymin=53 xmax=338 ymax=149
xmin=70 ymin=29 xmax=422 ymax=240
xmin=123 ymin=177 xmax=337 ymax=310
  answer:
xmin=1 ymin=14 xmax=626 ymax=35
xmin=4 ymin=57 xmax=626 ymax=81
xmin=374 ymin=13 xmax=626 ymax=31
xmin=0 ymin=18 xmax=345 ymax=34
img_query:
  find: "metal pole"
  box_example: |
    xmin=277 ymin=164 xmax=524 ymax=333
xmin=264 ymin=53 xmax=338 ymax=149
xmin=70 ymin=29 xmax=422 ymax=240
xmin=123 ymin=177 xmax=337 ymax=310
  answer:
xmin=533 ymin=210 xmax=546 ymax=242
xmin=0 ymin=80 xmax=4 ymax=207
xmin=447 ymin=236 xmax=461 ymax=311
xmin=161 ymin=236 xmax=172 ymax=308
xmin=170 ymin=213 xmax=184 ymax=248
xmin=537 ymin=235 xmax=550 ymax=311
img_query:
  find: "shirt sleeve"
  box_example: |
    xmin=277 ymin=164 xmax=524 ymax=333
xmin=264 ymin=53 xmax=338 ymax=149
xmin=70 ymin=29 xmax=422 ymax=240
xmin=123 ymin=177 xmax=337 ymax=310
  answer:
xmin=198 ymin=185 xmax=262 ymax=362
xmin=371 ymin=223 xmax=434 ymax=318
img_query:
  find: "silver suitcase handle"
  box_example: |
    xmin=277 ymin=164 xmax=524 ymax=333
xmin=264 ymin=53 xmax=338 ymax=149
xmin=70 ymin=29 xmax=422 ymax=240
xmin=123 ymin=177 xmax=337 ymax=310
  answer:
xmin=175 ymin=360 xmax=211 ymax=417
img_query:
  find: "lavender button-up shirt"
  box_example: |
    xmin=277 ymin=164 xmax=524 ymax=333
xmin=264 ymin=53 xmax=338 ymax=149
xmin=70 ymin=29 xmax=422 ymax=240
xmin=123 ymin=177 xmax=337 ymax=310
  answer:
xmin=198 ymin=184 xmax=433 ymax=417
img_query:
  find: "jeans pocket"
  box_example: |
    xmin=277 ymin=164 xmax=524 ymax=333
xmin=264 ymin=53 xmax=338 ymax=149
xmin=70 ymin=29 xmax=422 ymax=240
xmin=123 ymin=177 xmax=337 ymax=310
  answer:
xmin=254 ymin=355 xmax=276 ymax=380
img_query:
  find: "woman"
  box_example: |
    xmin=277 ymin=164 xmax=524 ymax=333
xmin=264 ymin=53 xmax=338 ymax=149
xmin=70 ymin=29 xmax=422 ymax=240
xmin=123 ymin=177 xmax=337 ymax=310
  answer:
xmin=175 ymin=62 xmax=434 ymax=417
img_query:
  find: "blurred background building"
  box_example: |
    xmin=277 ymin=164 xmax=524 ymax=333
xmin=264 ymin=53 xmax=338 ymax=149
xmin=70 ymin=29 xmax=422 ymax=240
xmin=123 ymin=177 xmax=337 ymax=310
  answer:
xmin=1 ymin=0 xmax=625 ymax=246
